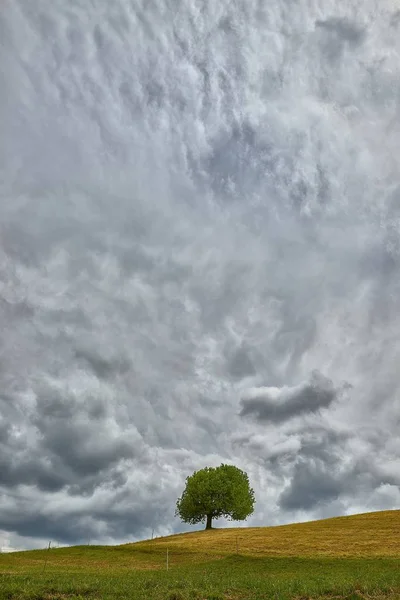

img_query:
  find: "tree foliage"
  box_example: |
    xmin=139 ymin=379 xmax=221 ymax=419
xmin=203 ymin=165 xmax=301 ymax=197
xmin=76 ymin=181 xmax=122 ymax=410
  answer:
xmin=175 ymin=463 xmax=255 ymax=530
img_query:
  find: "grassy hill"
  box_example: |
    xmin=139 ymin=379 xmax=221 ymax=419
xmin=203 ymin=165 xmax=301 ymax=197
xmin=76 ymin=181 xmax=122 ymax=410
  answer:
xmin=1 ymin=509 xmax=399 ymax=600
xmin=132 ymin=509 xmax=400 ymax=561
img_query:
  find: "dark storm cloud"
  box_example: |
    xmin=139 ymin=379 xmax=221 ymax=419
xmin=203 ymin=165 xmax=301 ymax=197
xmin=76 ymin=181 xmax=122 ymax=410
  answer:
xmin=279 ymin=461 xmax=343 ymax=510
xmin=314 ymin=16 xmax=366 ymax=65
xmin=391 ymin=11 xmax=400 ymax=28
xmin=272 ymin=425 xmax=350 ymax=510
xmin=240 ymin=371 xmax=337 ymax=424
xmin=0 ymin=446 xmax=208 ymax=544
xmin=0 ymin=491 xmax=170 ymax=544
xmin=226 ymin=344 xmax=257 ymax=380
xmin=233 ymin=420 xmax=400 ymax=514
xmin=315 ymin=17 xmax=366 ymax=45
xmin=75 ymin=347 xmax=131 ymax=379
xmin=1 ymin=0 xmax=400 ymax=550
xmin=0 ymin=380 xmax=141 ymax=494
xmin=278 ymin=430 xmax=400 ymax=511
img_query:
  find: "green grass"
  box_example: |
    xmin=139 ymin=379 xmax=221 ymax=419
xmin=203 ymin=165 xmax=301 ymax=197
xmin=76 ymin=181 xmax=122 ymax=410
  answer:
xmin=1 ymin=510 xmax=400 ymax=600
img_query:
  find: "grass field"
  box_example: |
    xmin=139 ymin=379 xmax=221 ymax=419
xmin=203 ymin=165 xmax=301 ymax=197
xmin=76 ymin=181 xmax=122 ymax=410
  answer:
xmin=1 ymin=509 xmax=399 ymax=600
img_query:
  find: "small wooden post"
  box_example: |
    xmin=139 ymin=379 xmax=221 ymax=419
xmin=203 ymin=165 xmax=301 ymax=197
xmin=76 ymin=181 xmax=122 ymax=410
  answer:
xmin=166 ymin=548 xmax=169 ymax=571
xmin=43 ymin=541 xmax=51 ymax=573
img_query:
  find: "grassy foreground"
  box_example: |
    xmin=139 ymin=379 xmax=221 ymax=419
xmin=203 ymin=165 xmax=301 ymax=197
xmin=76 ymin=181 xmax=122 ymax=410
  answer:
xmin=1 ymin=510 xmax=399 ymax=600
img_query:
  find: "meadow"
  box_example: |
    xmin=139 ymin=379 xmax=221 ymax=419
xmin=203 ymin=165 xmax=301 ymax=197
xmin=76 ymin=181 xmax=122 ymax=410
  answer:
xmin=1 ymin=510 xmax=399 ymax=600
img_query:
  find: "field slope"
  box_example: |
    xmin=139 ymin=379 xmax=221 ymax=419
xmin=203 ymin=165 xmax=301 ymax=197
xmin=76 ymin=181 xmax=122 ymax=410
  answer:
xmin=132 ymin=508 xmax=400 ymax=561
xmin=1 ymin=509 xmax=399 ymax=600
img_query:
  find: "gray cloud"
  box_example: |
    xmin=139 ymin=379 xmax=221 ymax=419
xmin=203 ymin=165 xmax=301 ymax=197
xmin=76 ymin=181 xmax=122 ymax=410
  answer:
xmin=391 ymin=11 xmax=400 ymax=28
xmin=226 ymin=344 xmax=257 ymax=380
xmin=315 ymin=17 xmax=366 ymax=45
xmin=314 ymin=16 xmax=366 ymax=66
xmin=278 ymin=428 xmax=400 ymax=511
xmin=239 ymin=371 xmax=337 ymax=423
xmin=0 ymin=379 xmax=139 ymax=495
xmin=279 ymin=461 xmax=343 ymax=510
xmin=1 ymin=0 xmax=400 ymax=549
xmin=75 ymin=347 xmax=131 ymax=380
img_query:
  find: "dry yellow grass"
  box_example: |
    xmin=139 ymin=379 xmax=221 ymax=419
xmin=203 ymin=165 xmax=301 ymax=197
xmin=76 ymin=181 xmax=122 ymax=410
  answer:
xmin=132 ymin=509 xmax=400 ymax=560
xmin=1 ymin=509 xmax=398 ymax=575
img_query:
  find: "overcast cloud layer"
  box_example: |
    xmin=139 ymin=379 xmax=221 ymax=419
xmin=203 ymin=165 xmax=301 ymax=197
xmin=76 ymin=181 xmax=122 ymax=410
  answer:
xmin=1 ymin=0 xmax=400 ymax=551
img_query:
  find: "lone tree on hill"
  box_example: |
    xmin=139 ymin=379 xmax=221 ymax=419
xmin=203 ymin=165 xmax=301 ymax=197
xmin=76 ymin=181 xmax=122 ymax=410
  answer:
xmin=175 ymin=464 xmax=255 ymax=530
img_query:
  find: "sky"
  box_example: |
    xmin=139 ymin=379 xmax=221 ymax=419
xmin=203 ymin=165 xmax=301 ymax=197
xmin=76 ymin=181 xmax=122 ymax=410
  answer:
xmin=1 ymin=0 xmax=400 ymax=552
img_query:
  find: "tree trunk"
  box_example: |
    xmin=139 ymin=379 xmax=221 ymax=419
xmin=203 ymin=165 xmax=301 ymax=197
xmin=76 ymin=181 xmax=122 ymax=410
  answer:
xmin=205 ymin=514 xmax=213 ymax=530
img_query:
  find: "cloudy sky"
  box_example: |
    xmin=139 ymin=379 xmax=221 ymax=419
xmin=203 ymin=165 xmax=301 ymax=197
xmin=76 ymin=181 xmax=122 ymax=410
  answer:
xmin=1 ymin=0 xmax=400 ymax=551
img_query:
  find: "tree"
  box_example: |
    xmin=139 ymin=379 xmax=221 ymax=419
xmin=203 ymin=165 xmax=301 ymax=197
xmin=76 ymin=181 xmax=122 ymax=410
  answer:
xmin=175 ymin=464 xmax=255 ymax=530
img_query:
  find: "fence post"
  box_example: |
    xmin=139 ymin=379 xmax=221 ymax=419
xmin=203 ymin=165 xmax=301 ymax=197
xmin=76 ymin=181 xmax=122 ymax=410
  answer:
xmin=43 ymin=541 xmax=51 ymax=573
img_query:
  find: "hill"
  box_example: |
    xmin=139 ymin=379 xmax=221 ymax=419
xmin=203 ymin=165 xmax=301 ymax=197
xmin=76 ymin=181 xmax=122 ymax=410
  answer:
xmin=1 ymin=510 xmax=399 ymax=600
xmin=1 ymin=509 xmax=400 ymax=571
xmin=132 ymin=508 xmax=400 ymax=561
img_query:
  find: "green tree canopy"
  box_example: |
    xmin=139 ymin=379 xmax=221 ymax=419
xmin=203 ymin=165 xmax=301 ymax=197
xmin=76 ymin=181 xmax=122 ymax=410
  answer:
xmin=175 ymin=463 xmax=255 ymax=530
